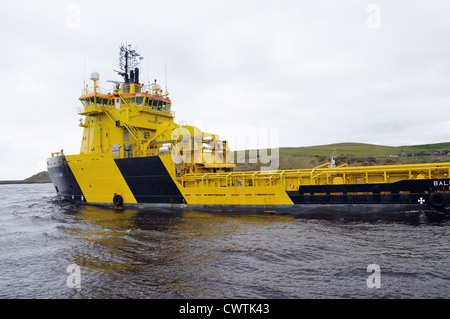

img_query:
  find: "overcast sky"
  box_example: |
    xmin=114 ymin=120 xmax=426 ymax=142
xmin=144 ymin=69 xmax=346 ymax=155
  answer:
xmin=1 ymin=0 xmax=450 ymax=179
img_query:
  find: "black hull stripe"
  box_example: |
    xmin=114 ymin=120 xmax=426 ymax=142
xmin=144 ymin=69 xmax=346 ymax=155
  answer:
xmin=47 ymin=156 xmax=84 ymax=202
xmin=289 ymin=178 xmax=450 ymax=209
xmin=298 ymin=179 xmax=449 ymax=194
xmin=288 ymin=192 xmax=428 ymax=205
xmin=114 ymin=157 xmax=184 ymax=204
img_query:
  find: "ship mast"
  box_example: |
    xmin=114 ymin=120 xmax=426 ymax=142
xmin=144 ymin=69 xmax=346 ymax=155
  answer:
xmin=117 ymin=42 xmax=143 ymax=85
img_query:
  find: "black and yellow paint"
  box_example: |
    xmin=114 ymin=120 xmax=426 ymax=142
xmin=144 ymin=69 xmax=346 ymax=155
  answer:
xmin=48 ymin=152 xmax=450 ymax=213
xmin=48 ymin=154 xmax=183 ymax=205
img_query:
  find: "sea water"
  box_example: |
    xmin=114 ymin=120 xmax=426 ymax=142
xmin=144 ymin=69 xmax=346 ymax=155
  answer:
xmin=0 ymin=183 xmax=448 ymax=299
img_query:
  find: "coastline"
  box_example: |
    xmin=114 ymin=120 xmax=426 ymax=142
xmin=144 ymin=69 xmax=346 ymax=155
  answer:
xmin=0 ymin=180 xmax=52 ymax=185
xmin=0 ymin=171 xmax=51 ymax=185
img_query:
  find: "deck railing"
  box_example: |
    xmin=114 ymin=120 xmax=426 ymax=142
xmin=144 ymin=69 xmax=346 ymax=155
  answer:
xmin=176 ymin=162 xmax=450 ymax=190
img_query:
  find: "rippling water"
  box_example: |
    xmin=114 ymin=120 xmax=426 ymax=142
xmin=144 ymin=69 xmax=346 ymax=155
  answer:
xmin=0 ymin=183 xmax=448 ymax=299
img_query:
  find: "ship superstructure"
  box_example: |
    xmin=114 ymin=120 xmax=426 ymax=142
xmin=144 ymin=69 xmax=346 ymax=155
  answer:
xmin=47 ymin=44 xmax=450 ymax=214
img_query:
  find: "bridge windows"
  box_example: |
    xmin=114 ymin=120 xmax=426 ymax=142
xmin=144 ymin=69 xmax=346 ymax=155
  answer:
xmin=79 ymin=95 xmax=170 ymax=112
xmin=86 ymin=97 xmax=95 ymax=105
xmin=143 ymin=97 xmax=171 ymax=112
xmin=164 ymin=101 xmax=171 ymax=112
xmin=80 ymin=96 xmax=111 ymax=107
xmin=97 ymin=97 xmax=109 ymax=106
xmin=144 ymin=97 xmax=152 ymax=107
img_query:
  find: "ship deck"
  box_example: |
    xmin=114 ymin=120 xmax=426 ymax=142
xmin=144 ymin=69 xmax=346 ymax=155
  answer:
xmin=177 ymin=162 xmax=450 ymax=191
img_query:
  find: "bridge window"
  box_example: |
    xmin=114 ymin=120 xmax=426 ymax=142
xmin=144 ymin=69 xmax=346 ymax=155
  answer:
xmin=80 ymin=97 xmax=112 ymax=107
xmin=155 ymin=99 xmax=163 ymax=111
xmin=141 ymin=97 xmax=170 ymax=112
xmin=162 ymin=101 xmax=170 ymax=111
xmin=145 ymin=97 xmax=153 ymax=108
xmin=98 ymin=98 xmax=109 ymax=106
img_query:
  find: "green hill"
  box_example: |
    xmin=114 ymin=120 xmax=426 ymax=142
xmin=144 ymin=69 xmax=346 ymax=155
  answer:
xmin=0 ymin=171 xmax=51 ymax=184
xmin=278 ymin=142 xmax=450 ymax=157
xmin=24 ymin=171 xmax=51 ymax=183
xmin=235 ymin=142 xmax=450 ymax=171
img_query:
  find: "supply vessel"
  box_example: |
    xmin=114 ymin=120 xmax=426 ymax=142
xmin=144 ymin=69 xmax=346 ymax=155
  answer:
xmin=47 ymin=44 xmax=450 ymax=214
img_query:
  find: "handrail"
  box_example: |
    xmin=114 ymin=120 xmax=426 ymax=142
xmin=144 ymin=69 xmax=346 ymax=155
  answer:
xmin=117 ymin=91 xmax=144 ymax=141
xmin=81 ymin=86 xmax=111 ymax=96
xmin=174 ymin=160 xmax=450 ymax=191
xmin=104 ymin=108 xmax=116 ymax=122
xmin=123 ymin=123 xmax=141 ymax=140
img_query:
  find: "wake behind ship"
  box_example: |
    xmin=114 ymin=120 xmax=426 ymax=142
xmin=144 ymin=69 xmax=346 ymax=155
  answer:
xmin=47 ymin=43 xmax=450 ymax=214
